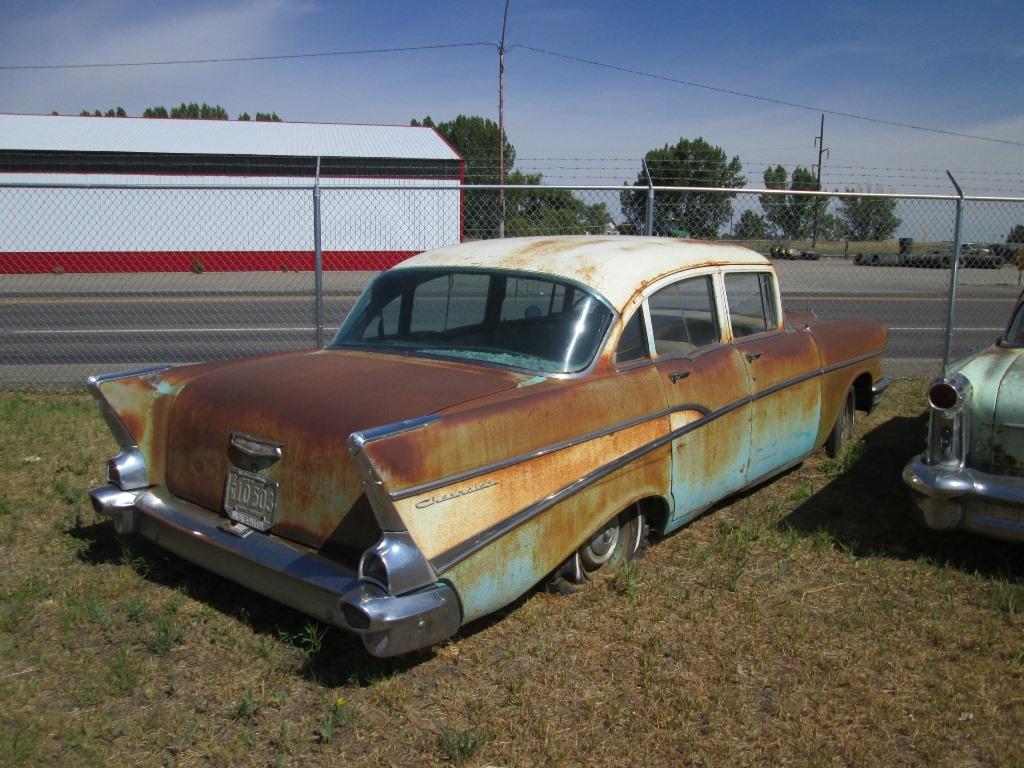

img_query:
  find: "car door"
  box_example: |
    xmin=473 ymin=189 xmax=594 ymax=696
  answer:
xmin=641 ymin=271 xmax=753 ymax=524
xmin=722 ymin=269 xmax=821 ymax=483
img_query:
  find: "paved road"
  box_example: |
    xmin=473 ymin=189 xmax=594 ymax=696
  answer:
xmin=2 ymin=262 xmax=1021 ymax=385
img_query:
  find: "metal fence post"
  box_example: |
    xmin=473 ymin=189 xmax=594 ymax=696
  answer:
xmin=643 ymin=159 xmax=654 ymax=236
xmin=942 ymin=171 xmax=965 ymax=376
xmin=313 ymin=157 xmax=325 ymax=349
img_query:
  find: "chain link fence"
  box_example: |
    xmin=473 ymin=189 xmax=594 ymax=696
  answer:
xmin=2 ymin=181 xmax=1022 ymax=387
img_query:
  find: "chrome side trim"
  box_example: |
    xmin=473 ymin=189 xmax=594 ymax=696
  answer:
xmin=750 ymin=368 xmax=821 ymax=402
xmin=394 ymin=350 xmax=881 ymax=503
xmin=427 ymin=350 xmax=882 ymax=575
xmin=347 ymin=415 xmax=441 ymax=532
xmin=430 ymin=398 xmax=741 ymax=574
xmin=390 ymin=402 xmax=712 ymax=502
xmin=821 ymin=350 xmax=881 ymax=375
xmin=85 ymin=365 xmax=172 ymax=448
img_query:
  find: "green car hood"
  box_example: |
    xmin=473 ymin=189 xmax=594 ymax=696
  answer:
xmin=953 ymin=344 xmax=1024 ymax=473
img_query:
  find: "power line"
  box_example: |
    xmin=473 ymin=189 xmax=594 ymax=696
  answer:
xmin=512 ymin=43 xmax=1024 ymax=149
xmin=0 ymin=41 xmax=496 ymax=71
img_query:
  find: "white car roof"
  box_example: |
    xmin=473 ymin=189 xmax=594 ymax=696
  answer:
xmin=397 ymin=236 xmax=770 ymax=312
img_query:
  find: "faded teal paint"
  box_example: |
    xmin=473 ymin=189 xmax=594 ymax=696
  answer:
xmin=955 ymin=348 xmax=1020 ymax=470
xmin=444 ymin=518 xmax=547 ymax=623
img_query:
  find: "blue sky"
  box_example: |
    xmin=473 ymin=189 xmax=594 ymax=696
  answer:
xmin=1 ymin=0 xmax=1022 ymax=194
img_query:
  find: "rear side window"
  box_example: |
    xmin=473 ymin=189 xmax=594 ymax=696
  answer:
xmin=615 ymin=310 xmax=648 ymax=364
xmin=724 ymin=272 xmax=778 ymax=338
xmin=648 ymin=275 xmax=720 ymax=357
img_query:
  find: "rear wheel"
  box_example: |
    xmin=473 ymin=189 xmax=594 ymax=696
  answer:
xmin=825 ymin=386 xmax=856 ymax=458
xmin=550 ymin=507 xmax=648 ymax=590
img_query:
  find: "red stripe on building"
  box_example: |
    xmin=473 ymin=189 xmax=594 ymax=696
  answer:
xmin=0 ymin=250 xmax=420 ymax=274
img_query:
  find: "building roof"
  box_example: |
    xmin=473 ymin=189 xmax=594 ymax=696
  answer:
xmin=397 ymin=236 xmax=771 ymax=312
xmin=0 ymin=113 xmax=460 ymax=161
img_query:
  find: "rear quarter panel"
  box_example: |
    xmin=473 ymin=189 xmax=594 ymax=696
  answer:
xmin=807 ymin=319 xmax=887 ymax=447
xmin=362 ymin=366 xmax=674 ymax=622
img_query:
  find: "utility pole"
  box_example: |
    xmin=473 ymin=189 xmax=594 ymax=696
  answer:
xmin=497 ymin=0 xmax=510 ymax=239
xmin=811 ymin=113 xmax=828 ymax=249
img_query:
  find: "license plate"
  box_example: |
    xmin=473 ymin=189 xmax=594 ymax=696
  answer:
xmin=224 ymin=467 xmax=279 ymax=531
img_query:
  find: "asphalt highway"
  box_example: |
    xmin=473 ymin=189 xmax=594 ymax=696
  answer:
xmin=2 ymin=262 xmax=1021 ymax=385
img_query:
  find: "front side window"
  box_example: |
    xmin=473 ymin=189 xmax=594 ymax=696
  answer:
xmin=724 ymin=272 xmax=778 ymax=338
xmin=648 ymin=275 xmax=720 ymax=357
xmin=332 ymin=268 xmax=615 ymax=374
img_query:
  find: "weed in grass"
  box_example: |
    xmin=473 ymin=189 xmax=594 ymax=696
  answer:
xmin=106 ymin=646 xmax=138 ymax=695
xmin=301 ymin=620 xmax=327 ymax=654
xmin=990 ymin=576 xmax=1024 ymax=621
xmin=119 ymin=542 xmax=151 ymax=577
xmin=789 ymin=482 xmax=813 ymax=502
xmin=613 ymin=562 xmax=642 ymax=606
xmin=1 ymin=574 xmax=49 ymax=632
xmin=0 ymin=720 xmax=39 ymax=766
xmin=279 ymin=620 xmax=328 ymax=655
xmin=125 ymin=597 xmax=147 ymax=624
xmin=438 ymin=725 xmax=487 ymax=764
xmin=316 ymin=697 xmax=357 ymax=745
xmin=233 ymin=690 xmax=262 ymax=722
xmin=148 ymin=612 xmax=184 ymax=656
xmin=272 ymin=721 xmax=293 ymax=759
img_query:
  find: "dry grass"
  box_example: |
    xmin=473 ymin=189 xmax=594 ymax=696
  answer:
xmin=1 ymin=381 xmax=1022 ymax=767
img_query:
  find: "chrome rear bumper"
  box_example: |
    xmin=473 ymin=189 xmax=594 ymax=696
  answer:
xmin=89 ymin=485 xmax=461 ymax=656
xmin=902 ymin=456 xmax=1024 ymax=543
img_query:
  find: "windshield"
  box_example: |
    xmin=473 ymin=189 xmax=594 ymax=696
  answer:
xmin=331 ymin=268 xmax=615 ymax=374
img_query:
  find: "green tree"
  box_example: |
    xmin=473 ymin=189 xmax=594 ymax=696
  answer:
xmin=168 ymin=102 xmax=229 ymax=120
xmin=837 ymin=190 xmax=902 ymax=240
xmin=143 ymin=106 xmax=169 ymax=118
xmin=1007 ymin=224 xmax=1024 ymax=244
xmin=412 ymin=114 xmax=606 ymax=238
xmin=254 ymin=112 xmax=281 ymax=122
xmin=412 ymin=115 xmax=514 ymax=184
xmin=734 ymin=210 xmax=767 ymax=239
xmin=237 ymin=112 xmax=251 ymax=121
xmin=620 ymin=137 xmax=745 ymax=239
xmin=412 ymin=114 xmax=512 ymax=238
xmin=760 ymin=165 xmax=821 ymax=239
xmin=503 ymin=171 xmax=610 ymax=237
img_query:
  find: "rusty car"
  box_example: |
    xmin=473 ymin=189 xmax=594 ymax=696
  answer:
xmin=88 ymin=236 xmax=888 ymax=656
xmin=903 ymin=290 xmax=1024 ymax=542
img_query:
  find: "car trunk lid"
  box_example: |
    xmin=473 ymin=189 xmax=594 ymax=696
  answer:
xmin=164 ymin=349 xmax=522 ymax=553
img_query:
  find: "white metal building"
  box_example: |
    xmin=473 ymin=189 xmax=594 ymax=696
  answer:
xmin=0 ymin=114 xmax=463 ymax=272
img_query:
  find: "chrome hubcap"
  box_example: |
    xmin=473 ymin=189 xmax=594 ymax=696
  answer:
xmin=580 ymin=520 xmax=620 ymax=570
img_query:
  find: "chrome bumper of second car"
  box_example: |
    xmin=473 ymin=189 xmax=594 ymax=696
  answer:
xmin=870 ymin=377 xmax=889 ymax=410
xmin=902 ymin=456 xmax=1024 ymax=543
xmin=88 ymin=485 xmax=462 ymax=656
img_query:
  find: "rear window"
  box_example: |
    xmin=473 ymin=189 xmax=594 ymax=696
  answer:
xmin=332 ymin=268 xmax=615 ymax=375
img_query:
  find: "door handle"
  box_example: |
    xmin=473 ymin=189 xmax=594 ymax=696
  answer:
xmin=745 ymin=352 xmax=763 ymax=363
xmin=668 ymin=371 xmax=690 ymax=383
